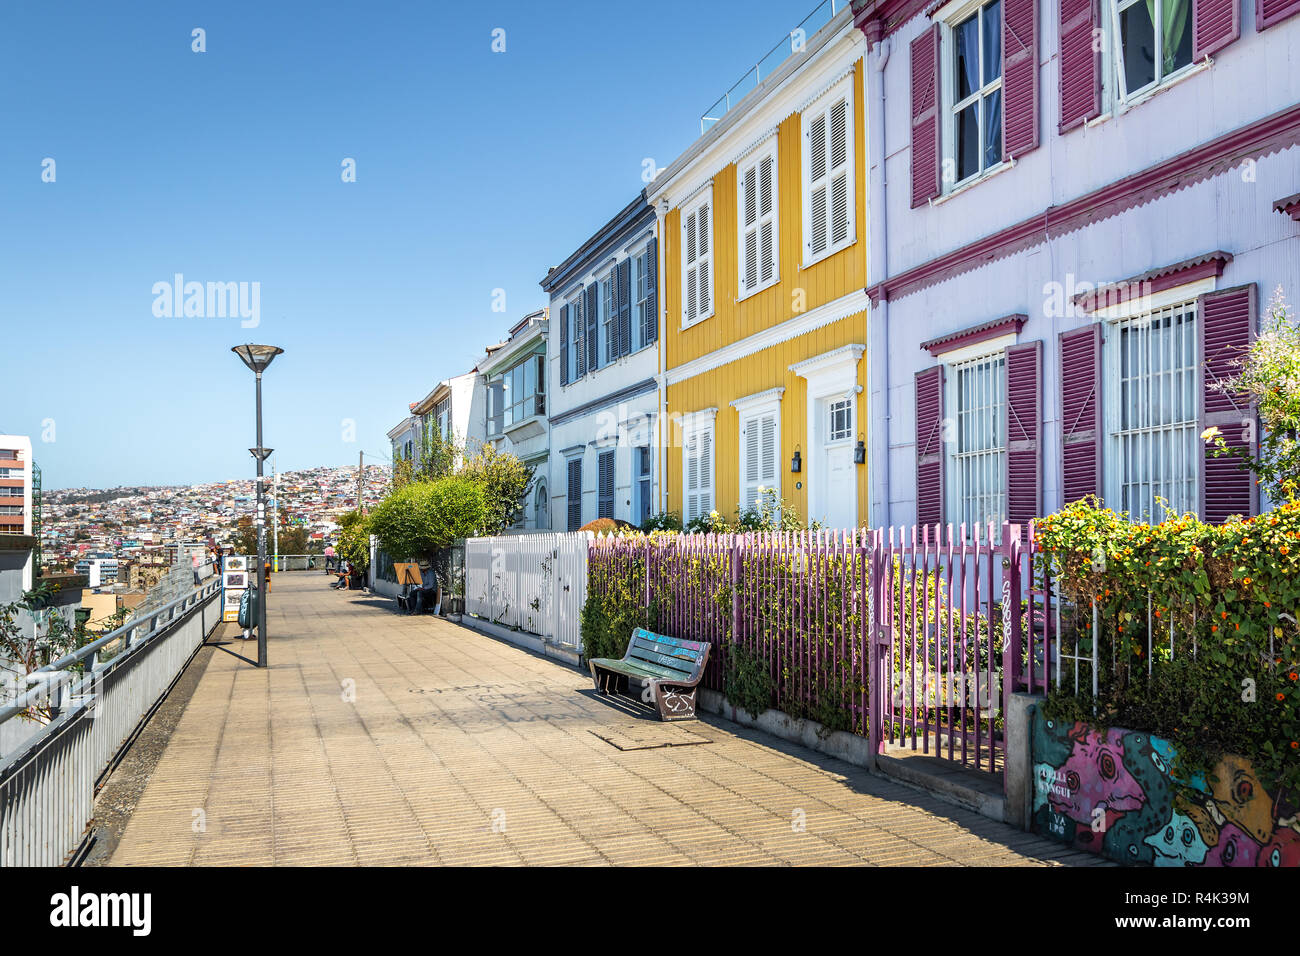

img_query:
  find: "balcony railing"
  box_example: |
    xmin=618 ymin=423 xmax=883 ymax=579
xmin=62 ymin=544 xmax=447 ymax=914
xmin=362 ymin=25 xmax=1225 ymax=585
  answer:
xmin=700 ymin=0 xmax=848 ymax=134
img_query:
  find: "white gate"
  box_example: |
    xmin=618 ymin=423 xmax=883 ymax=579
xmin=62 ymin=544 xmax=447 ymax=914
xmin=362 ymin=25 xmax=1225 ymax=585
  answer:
xmin=463 ymin=532 xmax=590 ymax=648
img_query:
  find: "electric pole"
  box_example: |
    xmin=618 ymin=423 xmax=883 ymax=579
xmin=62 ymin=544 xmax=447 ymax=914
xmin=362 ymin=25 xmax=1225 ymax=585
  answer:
xmin=272 ymin=457 xmax=279 ymax=571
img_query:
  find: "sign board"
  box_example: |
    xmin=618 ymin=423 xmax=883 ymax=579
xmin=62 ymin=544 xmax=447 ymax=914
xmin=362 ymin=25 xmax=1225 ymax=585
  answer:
xmin=221 ymin=555 xmax=252 ymax=622
xmin=393 ymin=563 xmax=423 ymax=588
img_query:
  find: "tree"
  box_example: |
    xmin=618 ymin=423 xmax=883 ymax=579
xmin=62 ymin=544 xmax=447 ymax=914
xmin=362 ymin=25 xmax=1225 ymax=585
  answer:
xmin=1205 ymin=287 xmax=1300 ymax=501
xmin=366 ymin=476 xmax=487 ymax=560
xmin=460 ymin=442 xmax=533 ymax=534
xmin=0 ymin=584 xmax=93 ymax=722
xmin=336 ymin=509 xmax=371 ymax=572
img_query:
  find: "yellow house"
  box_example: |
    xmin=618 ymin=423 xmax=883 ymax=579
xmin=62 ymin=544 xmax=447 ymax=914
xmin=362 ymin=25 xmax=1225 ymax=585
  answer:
xmin=648 ymin=8 xmax=870 ymax=530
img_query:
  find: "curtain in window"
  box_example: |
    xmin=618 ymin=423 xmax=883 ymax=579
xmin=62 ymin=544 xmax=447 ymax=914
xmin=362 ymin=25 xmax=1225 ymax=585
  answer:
xmin=1147 ymin=0 xmax=1189 ymax=74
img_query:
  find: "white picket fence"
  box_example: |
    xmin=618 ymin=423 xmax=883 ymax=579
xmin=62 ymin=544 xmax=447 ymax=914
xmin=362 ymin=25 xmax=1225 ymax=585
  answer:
xmin=463 ymin=532 xmax=590 ymax=648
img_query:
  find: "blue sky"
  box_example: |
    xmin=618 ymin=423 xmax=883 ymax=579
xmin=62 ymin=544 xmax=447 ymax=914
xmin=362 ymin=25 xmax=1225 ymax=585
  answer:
xmin=0 ymin=0 xmax=819 ymax=489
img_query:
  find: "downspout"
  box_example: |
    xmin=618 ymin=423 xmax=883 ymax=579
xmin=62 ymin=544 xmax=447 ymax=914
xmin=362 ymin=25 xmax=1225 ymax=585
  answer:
xmin=867 ymin=30 xmax=892 ymax=529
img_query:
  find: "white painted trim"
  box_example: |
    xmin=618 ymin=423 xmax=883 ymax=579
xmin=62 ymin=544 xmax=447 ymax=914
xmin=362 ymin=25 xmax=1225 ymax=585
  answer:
xmin=737 ymin=133 xmax=781 ymax=302
xmin=932 ymin=331 xmax=1017 ymax=364
xmin=729 ymin=386 xmax=786 ymax=412
xmin=667 ymin=289 xmax=871 ymax=386
xmin=680 ymin=185 xmax=716 ymax=329
xmin=788 ymin=342 xmax=866 ymax=381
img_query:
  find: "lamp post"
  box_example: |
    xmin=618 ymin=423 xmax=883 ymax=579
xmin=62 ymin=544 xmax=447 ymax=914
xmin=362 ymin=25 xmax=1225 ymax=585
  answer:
xmin=232 ymin=344 xmax=283 ymax=668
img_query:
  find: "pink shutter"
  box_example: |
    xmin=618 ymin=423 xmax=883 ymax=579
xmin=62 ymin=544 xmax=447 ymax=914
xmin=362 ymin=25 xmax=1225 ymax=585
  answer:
xmin=915 ymin=366 xmax=945 ymax=527
xmin=1258 ymin=0 xmax=1300 ymax=29
xmin=1199 ymin=284 xmax=1257 ymax=523
xmin=1058 ymin=0 xmax=1100 ymax=133
xmin=1059 ymin=324 xmax=1101 ymax=504
xmin=910 ymin=25 xmax=941 ymax=209
xmin=1002 ymin=0 xmax=1039 ymax=159
xmin=1193 ymin=0 xmax=1240 ymax=59
xmin=1005 ymin=340 xmax=1042 ymax=524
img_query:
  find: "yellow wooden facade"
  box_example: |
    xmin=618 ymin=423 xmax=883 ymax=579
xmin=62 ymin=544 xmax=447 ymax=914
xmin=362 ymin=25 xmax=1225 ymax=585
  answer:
xmin=657 ymin=57 xmax=870 ymax=529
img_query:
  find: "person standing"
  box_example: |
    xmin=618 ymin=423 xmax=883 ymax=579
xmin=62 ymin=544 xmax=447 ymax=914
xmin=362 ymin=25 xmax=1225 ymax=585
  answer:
xmin=325 ymin=543 xmax=336 ymax=573
xmin=191 ymin=551 xmax=202 ymax=586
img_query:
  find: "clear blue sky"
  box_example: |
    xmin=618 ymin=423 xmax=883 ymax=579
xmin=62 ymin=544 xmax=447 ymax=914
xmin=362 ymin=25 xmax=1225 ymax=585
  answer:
xmin=1 ymin=0 xmax=813 ymax=490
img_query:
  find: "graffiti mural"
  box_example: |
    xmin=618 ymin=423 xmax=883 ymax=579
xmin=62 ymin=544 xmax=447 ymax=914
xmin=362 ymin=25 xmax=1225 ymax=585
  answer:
xmin=1030 ymin=709 xmax=1298 ymax=867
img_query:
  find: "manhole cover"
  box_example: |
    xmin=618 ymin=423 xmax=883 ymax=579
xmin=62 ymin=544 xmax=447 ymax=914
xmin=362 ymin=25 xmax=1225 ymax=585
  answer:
xmin=590 ymin=725 xmax=713 ymax=751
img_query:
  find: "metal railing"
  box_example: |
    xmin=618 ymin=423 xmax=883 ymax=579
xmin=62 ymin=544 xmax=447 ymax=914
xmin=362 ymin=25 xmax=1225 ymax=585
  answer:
xmin=269 ymin=553 xmax=326 ymax=572
xmin=700 ymin=0 xmax=847 ymax=134
xmin=0 ymin=576 xmax=222 ymax=866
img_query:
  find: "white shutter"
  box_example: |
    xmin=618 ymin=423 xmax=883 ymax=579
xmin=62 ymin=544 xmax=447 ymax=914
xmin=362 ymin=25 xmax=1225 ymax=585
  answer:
xmin=698 ymin=424 xmax=714 ymax=516
xmin=808 ymin=112 xmax=828 ymax=258
xmin=685 ymin=428 xmax=700 ymax=521
xmin=743 ymin=415 xmax=761 ymax=511
xmin=803 ymin=84 xmax=853 ymax=264
xmin=739 ymin=145 xmax=778 ymax=296
xmin=697 ymin=202 xmax=711 ymax=317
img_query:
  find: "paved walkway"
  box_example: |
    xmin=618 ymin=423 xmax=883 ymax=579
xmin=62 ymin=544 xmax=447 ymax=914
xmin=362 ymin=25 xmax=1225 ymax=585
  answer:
xmin=109 ymin=573 xmax=1103 ymax=866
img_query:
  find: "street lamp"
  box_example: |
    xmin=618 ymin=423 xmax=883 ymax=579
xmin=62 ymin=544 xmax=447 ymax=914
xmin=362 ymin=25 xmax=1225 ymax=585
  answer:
xmin=232 ymin=344 xmax=283 ymax=668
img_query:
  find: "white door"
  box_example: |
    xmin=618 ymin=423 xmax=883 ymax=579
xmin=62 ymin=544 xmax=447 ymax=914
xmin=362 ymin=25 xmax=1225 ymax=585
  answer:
xmin=818 ymin=395 xmax=856 ymax=531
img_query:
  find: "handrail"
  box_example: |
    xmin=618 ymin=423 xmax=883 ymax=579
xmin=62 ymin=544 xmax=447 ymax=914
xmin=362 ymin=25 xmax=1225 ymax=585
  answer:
xmin=0 ymin=577 xmax=222 ymax=726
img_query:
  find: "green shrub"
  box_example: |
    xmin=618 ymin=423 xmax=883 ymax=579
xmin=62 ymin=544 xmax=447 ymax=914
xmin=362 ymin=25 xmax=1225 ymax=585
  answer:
xmin=367 ymin=476 xmax=487 ymax=560
xmin=724 ymin=642 xmax=774 ymax=718
xmin=1035 ymin=497 xmax=1300 ymax=791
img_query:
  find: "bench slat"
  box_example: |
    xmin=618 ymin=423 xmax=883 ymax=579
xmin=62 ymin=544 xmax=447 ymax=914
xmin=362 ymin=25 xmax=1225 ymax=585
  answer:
xmin=627 ymin=649 xmax=696 ymax=676
xmin=629 ymin=639 xmax=702 ymax=666
xmin=593 ymin=657 xmax=689 ymax=681
xmin=631 ymin=629 xmax=707 ymax=653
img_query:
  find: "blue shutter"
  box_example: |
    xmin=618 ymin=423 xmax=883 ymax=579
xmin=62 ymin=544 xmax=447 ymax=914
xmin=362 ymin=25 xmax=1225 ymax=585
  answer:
xmin=567 ymin=458 xmax=583 ymax=531
xmin=585 ymin=283 xmax=599 ymax=371
xmin=598 ymin=450 xmax=615 ymax=518
xmin=617 ymin=258 xmax=632 ymax=358
xmin=645 ymin=237 xmax=658 ymax=344
xmin=559 ymin=304 xmax=570 ymax=386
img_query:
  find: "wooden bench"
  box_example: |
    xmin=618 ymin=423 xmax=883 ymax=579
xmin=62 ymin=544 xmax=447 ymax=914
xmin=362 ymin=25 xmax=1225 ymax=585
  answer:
xmin=588 ymin=628 xmax=710 ymax=721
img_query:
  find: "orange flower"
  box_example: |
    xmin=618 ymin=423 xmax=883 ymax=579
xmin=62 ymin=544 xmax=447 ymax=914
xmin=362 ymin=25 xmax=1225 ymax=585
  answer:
xmin=1212 ymin=625 xmax=1219 ymax=633
xmin=1292 ymin=741 xmax=1299 ymax=750
xmin=1265 ymin=601 xmax=1272 ymax=608
xmin=1290 ymin=672 xmax=1298 ymax=681
xmin=1221 ymin=611 xmax=1228 ymax=620
xmin=1282 ymin=546 xmax=1291 ymax=556
xmin=1278 ymin=693 xmax=1286 ymax=701
xmin=1243 ymin=577 xmax=1252 ymax=586
xmin=1235 ymin=623 xmax=1240 ymax=631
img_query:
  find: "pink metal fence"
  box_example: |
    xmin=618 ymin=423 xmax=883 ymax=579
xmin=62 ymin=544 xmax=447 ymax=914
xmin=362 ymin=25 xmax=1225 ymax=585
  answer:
xmin=586 ymin=523 xmax=1037 ymax=777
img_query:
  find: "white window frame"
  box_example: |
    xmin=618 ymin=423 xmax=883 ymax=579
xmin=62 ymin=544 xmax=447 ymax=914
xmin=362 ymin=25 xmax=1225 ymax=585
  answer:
xmin=680 ymin=408 xmax=718 ymax=524
xmin=801 ymin=76 xmax=856 ymax=268
xmin=1104 ymin=0 xmax=1198 ymax=108
xmin=733 ymin=390 xmax=783 ymax=515
xmin=680 ymin=186 xmax=714 ymax=328
xmin=737 ymin=136 xmax=780 ymax=300
xmin=1099 ymin=294 xmax=1202 ymax=523
xmin=635 ymin=444 xmax=653 ymax=524
xmin=601 ymin=268 xmax=617 ymax=365
xmin=942 ymin=342 xmax=1008 ymax=535
xmin=940 ymin=0 xmax=1006 ymax=194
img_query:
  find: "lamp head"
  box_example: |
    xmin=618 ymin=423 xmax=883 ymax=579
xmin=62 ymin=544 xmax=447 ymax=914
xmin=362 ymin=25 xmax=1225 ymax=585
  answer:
xmin=232 ymin=344 xmax=284 ymax=373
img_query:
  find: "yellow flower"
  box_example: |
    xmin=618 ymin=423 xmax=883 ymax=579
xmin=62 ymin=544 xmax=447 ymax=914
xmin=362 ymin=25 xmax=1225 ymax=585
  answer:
xmin=1200 ymin=426 xmax=1221 ymax=442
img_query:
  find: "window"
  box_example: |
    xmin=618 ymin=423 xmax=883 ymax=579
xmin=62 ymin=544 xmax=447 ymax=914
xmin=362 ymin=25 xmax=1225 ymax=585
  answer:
xmin=602 ymin=270 xmax=617 ymax=364
xmin=827 ymin=398 xmax=854 ymax=442
xmin=681 ymin=190 xmax=713 ymax=326
xmin=502 ymin=354 xmax=545 ymax=427
xmin=946 ymin=0 xmax=1003 ymax=187
xmin=947 ymin=350 xmax=1006 ymax=530
xmin=598 ymin=450 xmax=616 ymax=519
xmin=488 ymin=381 xmax=504 ymax=435
xmin=738 ymin=141 xmax=778 ymax=296
xmin=535 ymin=479 xmax=548 ymax=530
xmin=739 ymin=408 xmax=779 ymax=513
xmin=1106 ymin=303 xmax=1198 ymax=521
xmin=804 ymin=83 xmax=854 ymax=262
xmin=636 ymin=446 xmax=653 ymax=524
xmin=682 ymin=417 xmax=715 ymax=524
xmin=566 ymin=457 xmax=583 ymax=531
xmin=1109 ymin=0 xmax=1192 ymax=101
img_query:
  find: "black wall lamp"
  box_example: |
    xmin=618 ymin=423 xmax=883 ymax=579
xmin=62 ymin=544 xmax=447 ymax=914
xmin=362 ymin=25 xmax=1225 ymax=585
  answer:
xmin=853 ymin=433 xmax=866 ymax=465
xmin=791 ymin=445 xmax=801 ymax=473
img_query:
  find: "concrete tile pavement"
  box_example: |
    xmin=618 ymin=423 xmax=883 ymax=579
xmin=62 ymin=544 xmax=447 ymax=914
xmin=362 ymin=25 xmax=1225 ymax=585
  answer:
xmin=107 ymin=572 xmax=1104 ymax=867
